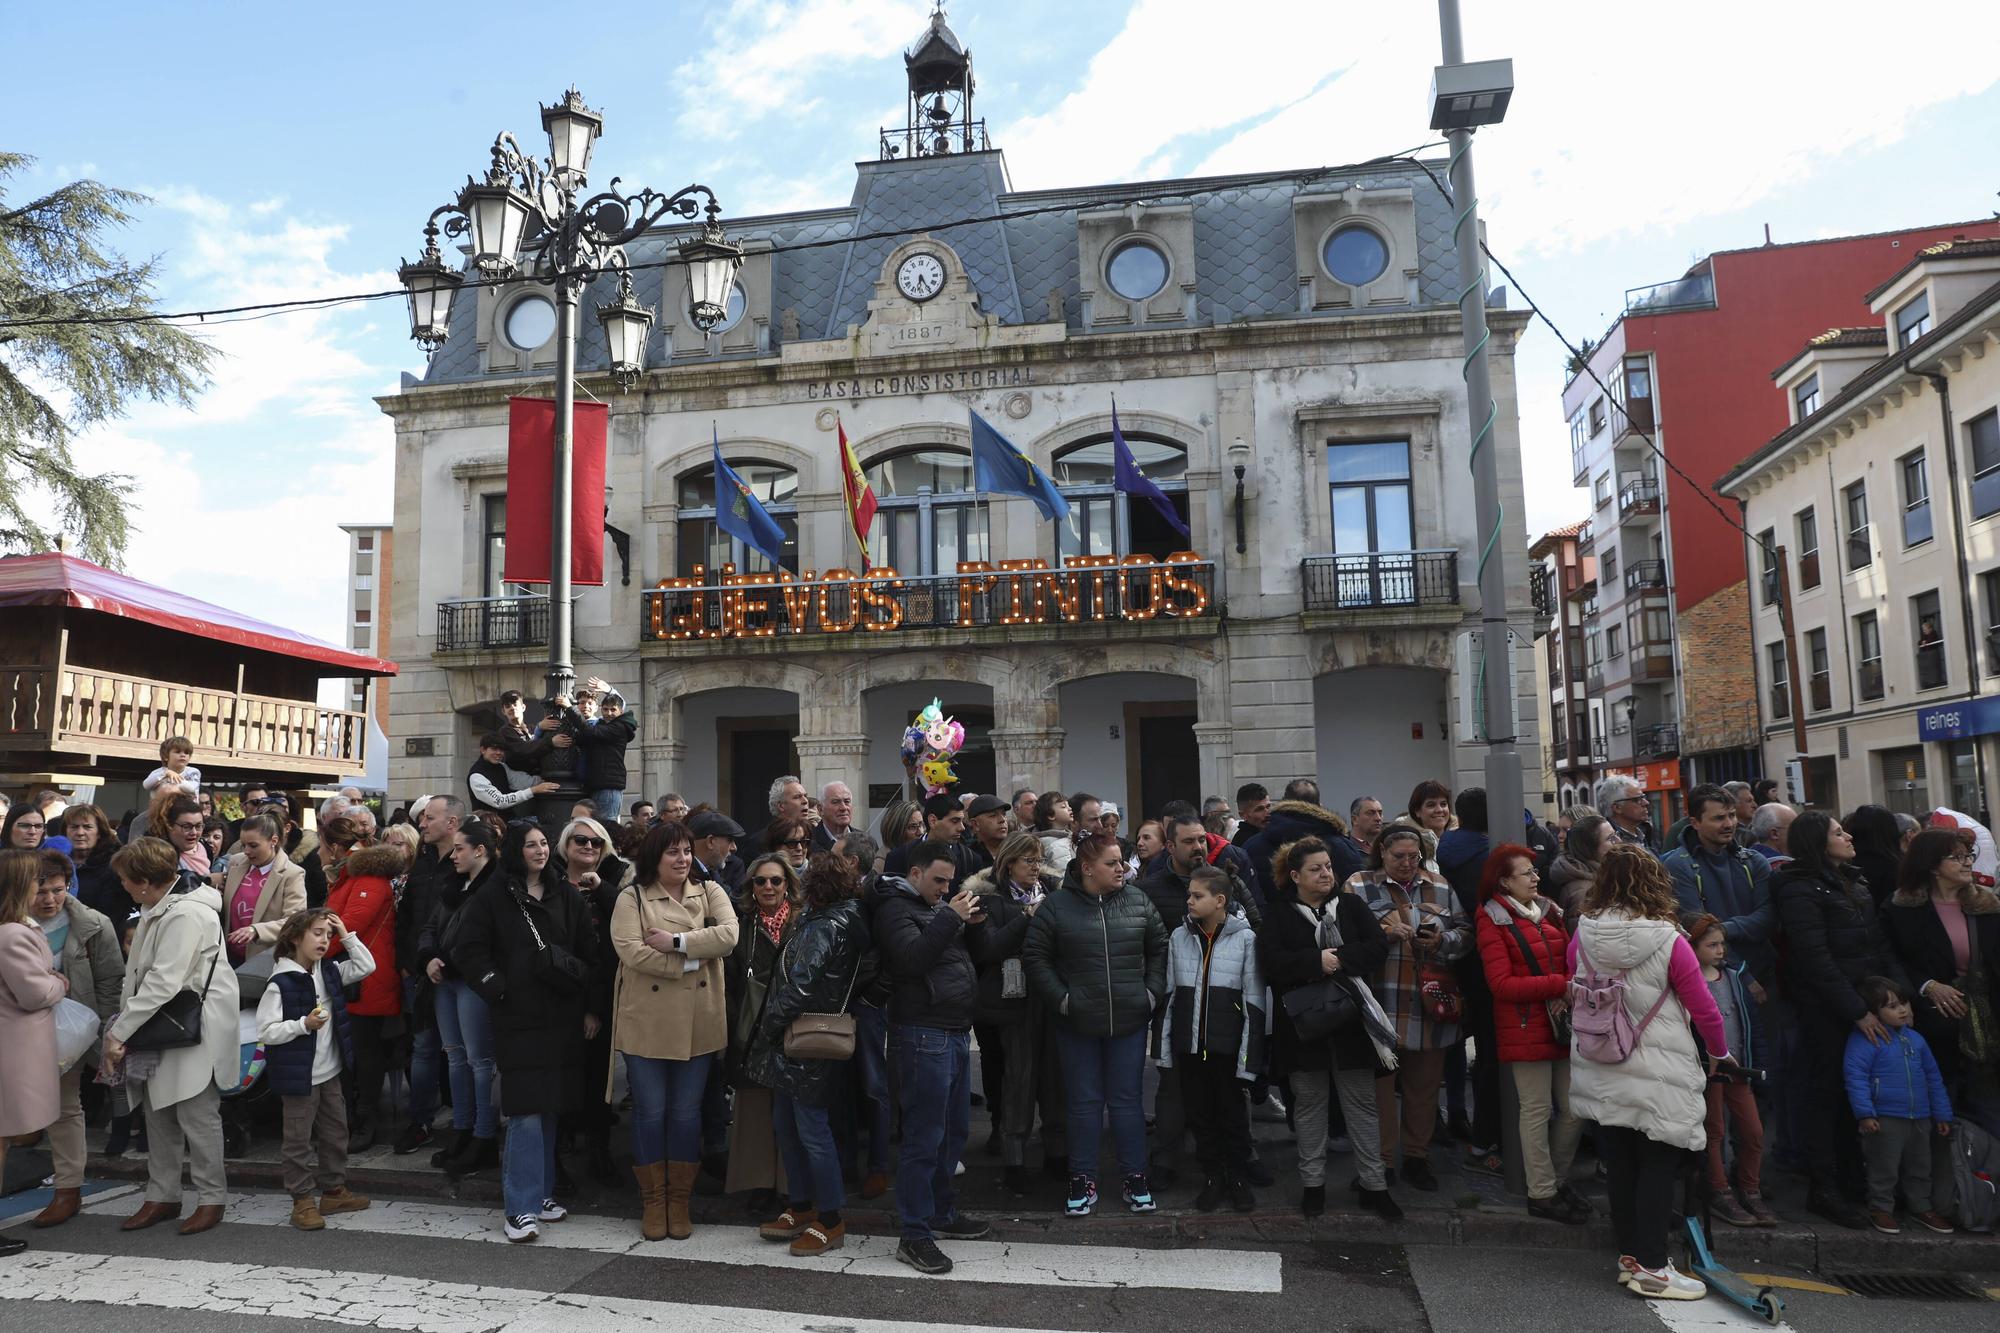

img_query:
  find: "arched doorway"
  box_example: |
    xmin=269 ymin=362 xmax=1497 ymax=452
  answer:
xmin=675 ymin=686 xmax=800 ymax=832
xmin=862 ymin=680 xmax=996 ymax=812
xmin=1056 ymin=671 xmax=1199 ymax=821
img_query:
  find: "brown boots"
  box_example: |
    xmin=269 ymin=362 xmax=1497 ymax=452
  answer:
xmin=665 ymin=1160 xmax=698 ymax=1240
xmin=633 ymin=1162 xmax=668 ymax=1241
xmin=33 ymin=1188 xmax=81 ymax=1228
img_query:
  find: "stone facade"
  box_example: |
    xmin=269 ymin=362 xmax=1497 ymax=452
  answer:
xmin=379 ymin=142 xmax=1540 ymax=828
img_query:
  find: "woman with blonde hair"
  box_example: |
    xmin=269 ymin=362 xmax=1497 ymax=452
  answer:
xmin=964 ymin=831 xmax=1065 ymax=1194
xmin=724 ymin=853 xmax=801 ymax=1202
xmin=1570 ymin=844 xmax=1730 ymax=1300
xmin=0 ymin=849 xmax=67 ymax=1257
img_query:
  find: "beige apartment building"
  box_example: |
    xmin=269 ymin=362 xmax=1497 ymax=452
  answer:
xmin=1720 ymin=238 xmax=2000 ymax=816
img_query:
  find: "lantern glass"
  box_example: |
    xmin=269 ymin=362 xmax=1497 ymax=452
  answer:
xmin=542 ymin=92 xmax=602 ymax=180
xmin=679 ymin=227 xmax=744 ymax=333
xmin=398 ymin=255 xmax=462 ymax=347
xmin=597 ymin=294 xmax=653 ymax=382
xmin=460 ymin=180 xmax=531 ymax=275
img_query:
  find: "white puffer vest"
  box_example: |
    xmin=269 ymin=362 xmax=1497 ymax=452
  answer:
xmin=1567 ymin=911 xmax=1707 ymax=1151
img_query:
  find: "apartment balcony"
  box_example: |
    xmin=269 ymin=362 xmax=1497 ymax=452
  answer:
xmin=436 ymin=596 xmax=551 ymax=655
xmin=1618 ymin=478 xmax=1661 ymax=517
xmin=1531 ymin=562 xmax=1553 ymax=621
xmin=1634 ymin=722 xmax=1680 ymax=761
xmin=1629 ymin=647 xmax=1675 ymax=682
xmin=1624 ymin=560 xmax=1667 ymax=594
xmin=1614 ymin=397 xmax=1657 ymax=438
xmin=1577 ymin=520 xmax=1595 ymax=553
xmin=1299 ymin=551 xmax=1461 ymax=622
xmin=643 ymin=557 xmax=1221 ymax=656
xmin=0 ymin=666 xmax=367 ymax=778
xmin=1624 ymin=269 xmax=1716 ymax=315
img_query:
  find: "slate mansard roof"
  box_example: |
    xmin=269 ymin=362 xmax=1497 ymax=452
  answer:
xmin=420 ymin=150 xmax=1463 ymax=385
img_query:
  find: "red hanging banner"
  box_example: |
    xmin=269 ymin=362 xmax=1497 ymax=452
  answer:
xmin=503 ymin=396 xmax=608 ymax=586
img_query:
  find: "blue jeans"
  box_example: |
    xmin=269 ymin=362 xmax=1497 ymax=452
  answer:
xmin=434 ymin=979 xmax=497 ymax=1138
xmin=502 ymin=1111 xmax=558 ymax=1221
xmin=592 ymin=788 xmax=624 ymax=820
xmin=403 ymin=975 xmax=441 ymax=1125
xmin=774 ymin=1092 xmax=845 ymax=1213
xmin=854 ymin=1002 xmax=893 ymax=1174
xmin=1056 ymin=1027 xmax=1149 ymax=1183
xmin=892 ymin=1024 xmax=971 ymax=1242
xmin=625 ymin=1052 xmax=712 ymax=1164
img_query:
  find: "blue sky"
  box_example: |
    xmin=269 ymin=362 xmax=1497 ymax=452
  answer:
xmin=9 ymin=0 xmax=2000 ymax=655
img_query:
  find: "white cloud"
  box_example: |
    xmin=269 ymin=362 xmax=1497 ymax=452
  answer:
xmin=673 ymin=0 xmax=933 ymax=141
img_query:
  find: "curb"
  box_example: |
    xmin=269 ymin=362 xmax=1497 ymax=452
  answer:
xmin=84 ymin=1156 xmax=1998 ymax=1267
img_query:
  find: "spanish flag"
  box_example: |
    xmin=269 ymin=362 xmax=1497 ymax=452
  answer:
xmin=838 ymin=414 xmax=877 ymax=569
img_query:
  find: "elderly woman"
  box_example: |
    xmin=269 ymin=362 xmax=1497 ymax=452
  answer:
xmin=221 ymin=813 xmax=307 ymax=963
xmin=102 ymin=837 xmax=242 ymax=1236
xmin=724 ymin=853 xmax=802 ymax=1202
xmin=1883 ymin=828 xmax=2000 ymax=1104
xmin=64 ymin=803 xmax=128 ymax=921
xmin=0 ymin=850 xmax=67 ymax=1258
xmin=1351 ymin=825 xmax=1470 ymax=1191
xmin=25 ymin=850 xmax=124 ymax=1229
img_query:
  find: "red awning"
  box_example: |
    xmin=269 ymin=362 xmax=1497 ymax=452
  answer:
xmin=0 ymin=553 xmax=398 ymax=677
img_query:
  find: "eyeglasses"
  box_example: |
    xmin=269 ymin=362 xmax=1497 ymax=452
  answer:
xmin=173 ymin=819 xmax=205 ymax=833
xmin=570 ymin=836 xmax=605 ymax=849
xmin=1948 ymin=852 xmax=1978 ymax=864
xmin=15 ymin=820 xmax=45 ymax=832
xmin=781 ymin=837 xmax=811 ymax=849
xmin=750 ymin=875 xmax=788 ymax=887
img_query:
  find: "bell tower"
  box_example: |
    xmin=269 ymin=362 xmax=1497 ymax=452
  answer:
xmin=881 ymin=6 xmax=988 ymax=160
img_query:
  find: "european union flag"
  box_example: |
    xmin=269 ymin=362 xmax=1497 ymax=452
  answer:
xmin=970 ymin=409 xmax=1069 ymax=522
xmin=713 ymin=428 xmax=790 ymax=569
xmin=1112 ymin=401 xmax=1189 ymax=541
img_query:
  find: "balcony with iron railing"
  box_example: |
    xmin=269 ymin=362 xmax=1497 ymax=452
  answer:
xmin=1576 ymin=520 xmax=1595 ymax=552
xmin=1531 ymin=562 xmax=1553 ymax=621
xmin=1635 ymin=722 xmax=1680 ymax=760
xmin=1618 ymin=478 xmax=1661 ymax=517
xmin=1300 ymin=550 xmax=1460 ymax=616
xmin=437 ymin=596 xmax=552 ymax=654
xmin=644 ymin=558 xmax=1220 ymax=654
xmin=1624 ymin=560 xmax=1667 ymax=594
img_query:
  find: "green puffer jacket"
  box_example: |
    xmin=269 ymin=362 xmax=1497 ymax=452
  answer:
xmin=1023 ymin=878 xmax=1166 ymax=1038
xmin=743 ymin=898 xmax=870 ymax=1107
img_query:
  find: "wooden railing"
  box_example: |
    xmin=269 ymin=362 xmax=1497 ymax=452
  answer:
xmin=0 ymin=665 xmax=365 ymax=772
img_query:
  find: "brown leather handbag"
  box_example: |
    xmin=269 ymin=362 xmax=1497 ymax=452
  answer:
xmin=782 ymin=954 xmax=861 ymax=1060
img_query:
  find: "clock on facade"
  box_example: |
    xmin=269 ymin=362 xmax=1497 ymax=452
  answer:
xmin=896 ymin=252 xmax=946 ymax=302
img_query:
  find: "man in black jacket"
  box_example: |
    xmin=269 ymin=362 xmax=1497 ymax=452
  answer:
xmin=578 ymin=685 xmax=637 ymax=821
xmin=392 ymin=795 xmax=462 ymax=1156
xmin=873 ymin=840 xmax=993 ymax=1275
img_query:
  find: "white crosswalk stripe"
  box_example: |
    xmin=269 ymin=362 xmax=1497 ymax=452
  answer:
xmin=74 ymin=1188 xmax=1284 ymax=1293
xmin=4 ymin=1249 xmax=1101 ymax=1333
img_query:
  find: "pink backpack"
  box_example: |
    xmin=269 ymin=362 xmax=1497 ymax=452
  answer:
xmin=1567 ymin=941 xmax=1673 ymax=1064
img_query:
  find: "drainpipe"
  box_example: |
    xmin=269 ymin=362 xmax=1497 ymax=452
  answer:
xmin=1911 ymin=359 xmax=1989 ymax=821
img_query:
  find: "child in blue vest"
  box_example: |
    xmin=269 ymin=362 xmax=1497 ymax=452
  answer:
xmin=1843 ymin=975 xmax=1956 ymax=1236
xmin=256 ymin=907 xmax=376 ymax=1230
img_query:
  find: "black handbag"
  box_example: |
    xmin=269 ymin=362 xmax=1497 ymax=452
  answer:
xmin=125 ymin=949 xmax=219 ymax=1052
xmin=1282 ymin=977 xmax=1360 ymax=1041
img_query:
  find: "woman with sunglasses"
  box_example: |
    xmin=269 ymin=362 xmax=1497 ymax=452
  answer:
xmin=764 ymin=818 xmax=813 ymax=873
xmin=558 ymin=815 xmax=634 ymax=1186
xmin=723 ymin=855 xmax=801 ymax=1205
xmin=1883 ymin=828 xmax=2000 ymax=1105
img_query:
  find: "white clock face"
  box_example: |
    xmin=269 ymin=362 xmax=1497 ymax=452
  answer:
xmin=897 ymin=252 xmax=946 ymax=302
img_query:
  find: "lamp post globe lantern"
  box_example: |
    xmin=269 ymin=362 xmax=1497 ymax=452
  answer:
xmin=398 ymin=239 xmax=463 ymax=351
xmin=458 ymin=171 xmax=533 ymax=277
xmin=541 ymin=87 xmax=603 ymax=183
xmin=679 ymin=215 xmax=744 ymax=333
xmin=597 ymin=269 xmax=654 ymax=391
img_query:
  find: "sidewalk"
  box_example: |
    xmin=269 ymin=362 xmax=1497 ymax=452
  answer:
xmin=68 ymin=1093 xmax=1996 ymax=1270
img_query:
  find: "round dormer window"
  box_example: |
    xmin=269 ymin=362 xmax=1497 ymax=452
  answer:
xmin=1106 ymin=240 xmax=1169 ymax=301
xmin=1323 ymin=225 xmax=1389 ymax=287
xmin=502 ymin=294 xmax=557 ymax=351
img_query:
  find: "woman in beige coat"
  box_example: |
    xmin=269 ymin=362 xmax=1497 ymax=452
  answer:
xmin=101 ymin=838 xmax=242 ymax=1237
xmin=0 ymin=849 xmax=67 ymax=1259
xmin=220 ymin=813 xmax=306 ymax=961
xmin=26 ymin=849 xmax=124 ymax=1229
xmin=610 ymin=820 xmax=739 ymax=1241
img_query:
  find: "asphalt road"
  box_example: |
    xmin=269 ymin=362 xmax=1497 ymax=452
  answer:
xmin=3 ymin=1182 xmax=1995 ymax=1333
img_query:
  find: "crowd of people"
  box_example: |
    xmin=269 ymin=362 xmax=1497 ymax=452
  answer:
xmin=1 ymin=735 xmax=1995 ymax=1299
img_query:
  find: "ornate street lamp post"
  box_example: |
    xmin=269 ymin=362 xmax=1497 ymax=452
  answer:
xmin=399 ymin=89 xmax=743 ymax=704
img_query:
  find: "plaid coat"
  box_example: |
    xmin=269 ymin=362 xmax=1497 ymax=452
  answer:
xmin=1351 ymin=874 xmax=1471 ymax=1049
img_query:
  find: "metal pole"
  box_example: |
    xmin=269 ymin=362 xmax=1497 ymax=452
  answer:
xmin=1439 ymin=0 xmax=1527 ymax=1194
xmin=547 ymin=277 xmax=578 ymax=705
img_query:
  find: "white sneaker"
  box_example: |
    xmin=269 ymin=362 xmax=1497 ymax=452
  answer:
xmin=1631 ymin=1262 xmax=1706 ymax=1300
xmin=538 ymin=1198 xmax=568 ymax=1222
xmin=504 ymin=1214 xmax=540 ymax=1243
xmin=1616 ymin=1256 xmax=1641 ymax=1288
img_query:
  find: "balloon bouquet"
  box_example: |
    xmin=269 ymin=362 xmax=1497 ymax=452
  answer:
xmin=900 ymin=698 xmax=966 ymax=797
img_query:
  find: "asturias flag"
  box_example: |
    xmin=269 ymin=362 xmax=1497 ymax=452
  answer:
xmin=969 ymin=408 xmax=1069 ymax=523
xmin=713 ymin=428 xmax=790 ymax=569
xmin=1112 ymin=401 xmax=1189 ymax=541
xmin=837 ymin=414 xmax=877 ymax=568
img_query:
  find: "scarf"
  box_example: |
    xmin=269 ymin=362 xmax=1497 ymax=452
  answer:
xmin=757 ymin=898 xmax=791 ymax=947
xmin=1297 ymin=899 xmax=1399 ymax=1071
xmin=1009 ymin=878 xmax=1045 ymax=909
xmin=180 ymin=841 xmax=211 ymax=877
xmin=1500 ymin=893 xmax=1546 ymax=925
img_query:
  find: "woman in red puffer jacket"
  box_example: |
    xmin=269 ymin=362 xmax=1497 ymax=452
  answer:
xmin=1476 ymin=843 xmax=1589 ymax=1224
xmin=327 ymin=835 xmax=405 ymax=1150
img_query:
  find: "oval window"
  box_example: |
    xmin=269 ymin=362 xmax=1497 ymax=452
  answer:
xmin=1323 ymin=226 xmax=1389 ymax=287
xmin=691 ymin=283 xmax=747 ymax=334
xmin=1106 ymin=241 xmax=1168 ymax=301
xmin=503 ymin=294 xmax=557 ymax=350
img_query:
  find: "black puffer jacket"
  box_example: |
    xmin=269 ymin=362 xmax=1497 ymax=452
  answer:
xmin=400 ymin=842 xmax=453 ymax=974
xmin=451 ymin=872 xmax=598 ymax=1117
xmin=963 ymin=867 xmax=1054 ymax=1025
xmin=873 ymin=875 xmax=986 ymax=1031
xmin=744 ymin=898 xmax=870 ymax=1106
xmin=1771 ymin=863 xmax=1907 ymax=1024
xmin=1023 ymin=875 xmax=1167 ymax=1039
xmin=1245 ymin=801 xmax=1362 ymax=902
xmin=577 ymin=711 xmax=637 ymax=792
xmin=1259 ymin=888 xmax=1390 ymax=1075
